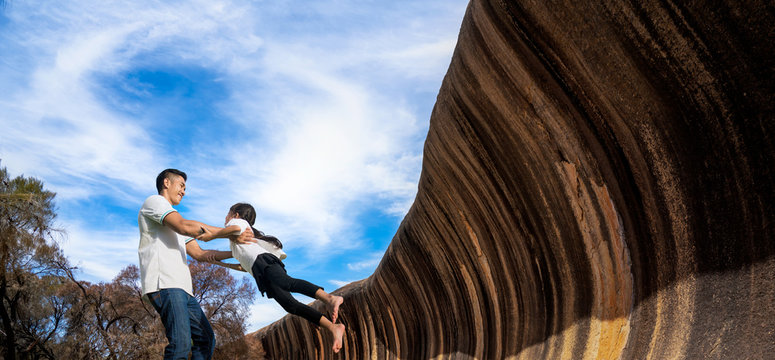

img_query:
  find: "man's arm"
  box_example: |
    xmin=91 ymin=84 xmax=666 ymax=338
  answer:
xmin=186 ymin=241 xmax=246 ymax=272
xmin=163 ymin=212 xmax=217 ymax=238
xmin=185 ymin=239 xmax=233 ymax=262
xmin=212 ymin=261 xmax=246 ymax=272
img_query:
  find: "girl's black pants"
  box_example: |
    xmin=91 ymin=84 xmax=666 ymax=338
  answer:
xmin=252 ymin=254 xmax=325 ymax=325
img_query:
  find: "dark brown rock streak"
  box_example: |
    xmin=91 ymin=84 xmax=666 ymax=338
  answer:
xmin=254 ymin=0 xmax=775 ymax=358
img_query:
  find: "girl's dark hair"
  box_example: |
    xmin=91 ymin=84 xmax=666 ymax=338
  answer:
xmin=229 ymin=203 xmax=283 ymax=249
xmin=256 ymin=232 xmax=283 ymax=249
xmin=229 ymin=203 xmax=256 ymax=225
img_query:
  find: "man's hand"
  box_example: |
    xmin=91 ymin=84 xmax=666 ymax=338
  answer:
xmin=196 ymin=227 xmax=216 ymax=242
xmin=232 ymin=227 xmax=258 ymax=244
xmin=213 ymin=261 xmax=246 ymax=272
xmin=202 ymin=251 xmax=219 ymax=263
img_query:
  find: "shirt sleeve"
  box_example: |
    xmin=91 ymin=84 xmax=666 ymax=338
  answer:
xmin=180 ymin=233 xmax=195 ymax=244
xmin=226 ymin=218 xmax=251 ymax=234
xmin=140 ymin=195 xmax=177 ymax=225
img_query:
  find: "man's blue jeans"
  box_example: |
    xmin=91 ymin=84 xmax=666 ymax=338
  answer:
xmin=147 ymin=288 xmax=215 ymax=360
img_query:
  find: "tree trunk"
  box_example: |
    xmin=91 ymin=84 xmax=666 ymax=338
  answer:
xmin=0 ymin=278 xmax=17 ymax=360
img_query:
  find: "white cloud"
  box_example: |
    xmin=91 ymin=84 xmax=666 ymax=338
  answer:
xmin=0 ymin=0 xmax=468 ymax=288
xmin=245 ymin=298 xmax=289 ymax=333
xmin=179 ymin=37 xmax=434 ymax=250
xmin=0 ymin=0 xmax=268 ymax=195
xmin=329 ymin=279 xmax=355 ymax=288
xmin=347 ymin=252 xmax=385 ymax=272
xmin=56 ymin=220 xmax=138 ymax=282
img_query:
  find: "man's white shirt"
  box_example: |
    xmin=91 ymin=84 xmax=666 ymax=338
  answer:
xmin=137 ymin=195 xmax=193 ymax=296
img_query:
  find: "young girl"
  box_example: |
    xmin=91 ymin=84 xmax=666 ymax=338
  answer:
xmin=198 ymin=203 xmax=346 ymax=353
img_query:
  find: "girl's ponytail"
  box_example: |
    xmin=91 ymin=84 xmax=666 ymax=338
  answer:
xmin=251 ymin=226 xmax=283 ymax=249
xmin=251 ymin=226 xmax=282 ymax=249
xmin=251 ymin=226 xmax=265 ymax=237
xmin=261 ymin=235 xmax=283 ymax=249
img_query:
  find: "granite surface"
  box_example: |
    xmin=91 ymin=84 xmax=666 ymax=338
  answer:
xmin=253 ymin=0 xmax=774 ymax=358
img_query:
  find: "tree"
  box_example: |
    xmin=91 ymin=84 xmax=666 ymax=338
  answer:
xmin=190 ymin=261 xmax=257 ymax=359
xmin=53 ymin=264 xmax=166 ymax=359
xmin=0 ymin=164 xmax=70 ymax=359
xmin=53 ymin=261 xmax=257 ymax=359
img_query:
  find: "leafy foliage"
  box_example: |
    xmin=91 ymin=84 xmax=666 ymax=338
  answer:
xmin=0 ymin=165 xmax=67 ymax=359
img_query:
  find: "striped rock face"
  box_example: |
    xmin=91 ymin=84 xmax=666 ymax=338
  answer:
xmin=253 ymin=0 xmax=774 ymax=358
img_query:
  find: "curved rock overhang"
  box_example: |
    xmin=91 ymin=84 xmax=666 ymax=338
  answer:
xmin=254 ymin=0 xmax=774 ymax=358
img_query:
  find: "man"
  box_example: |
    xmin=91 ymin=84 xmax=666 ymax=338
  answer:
xmin=138 ymin=168 xmax=253 ymax=360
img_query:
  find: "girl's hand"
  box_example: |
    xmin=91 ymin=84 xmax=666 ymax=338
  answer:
xmin=196 ymin=227 xmax=216 ymax=242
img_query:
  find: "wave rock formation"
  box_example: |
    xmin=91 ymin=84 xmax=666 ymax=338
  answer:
xmin=253 ymin=0 xmax=774 ymax=358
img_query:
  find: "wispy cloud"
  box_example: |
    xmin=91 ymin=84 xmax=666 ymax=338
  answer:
xmin=0 ymin=0 xmax=266 ymax=196
xmin=329 ymin=279 xmax=355 ymax=288
xmin=0 ymin=0 xmax=469 ymax=330
xmin=347 ymin=252 xmax=385 ymax=272
xmin=55 ymin=220 xmax=139 ymax=282
xmin=179 ymin=5 xmax=461 ymax=250
xmin=245 ymin=299 xmax=289 ymax=333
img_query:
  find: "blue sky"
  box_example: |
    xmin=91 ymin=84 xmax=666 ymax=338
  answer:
xmin=0 ymin=0 xmax=468 ymax=331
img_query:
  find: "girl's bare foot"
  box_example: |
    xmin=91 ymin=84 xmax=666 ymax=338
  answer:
xmin=329 ymin=295 xmax=344 ymax=323
xmin=332 ymin=323 xmax=345 ymax=353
